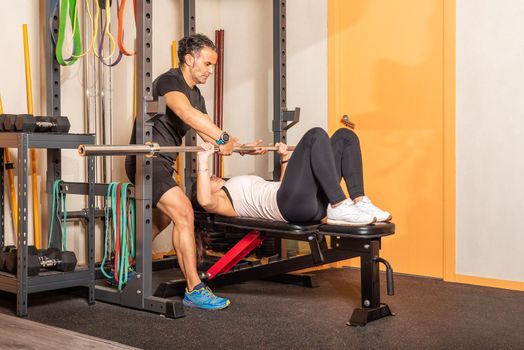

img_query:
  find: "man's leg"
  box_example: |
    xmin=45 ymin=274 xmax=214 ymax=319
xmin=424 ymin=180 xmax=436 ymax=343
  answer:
xmin=156 ymin=187 xmax=201 ymax=290
xmin=147 ymin=154 xmax=229 ymax=309
xmin=152 ymin=208 xmax=171 ymax=239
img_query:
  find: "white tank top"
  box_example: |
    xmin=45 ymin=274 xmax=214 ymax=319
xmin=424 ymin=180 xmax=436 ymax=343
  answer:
xmin=223 ymin=175 xmax=286 ymax=222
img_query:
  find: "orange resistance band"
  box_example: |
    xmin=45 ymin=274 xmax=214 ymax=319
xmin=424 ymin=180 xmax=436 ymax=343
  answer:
xmin=117 ymin=0 xmax=137 ymax=56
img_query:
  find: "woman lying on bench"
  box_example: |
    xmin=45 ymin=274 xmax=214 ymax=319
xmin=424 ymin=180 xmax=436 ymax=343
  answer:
xmin=196 ymin=127 xmax=391 ymax=226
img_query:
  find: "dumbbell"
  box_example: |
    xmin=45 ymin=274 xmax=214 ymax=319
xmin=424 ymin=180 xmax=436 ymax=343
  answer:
xmin=20 ymin=247 xmax=61 ymax=277
xmin=44 ymin=247 xmax=61 ymax=259
xmin=0 ymin=246 xmax=16 ymax=271
xmin=0 ymin=114 xmax=17 ymax=132
xmin=6 ymin=248 xmax=76 ymax=276
xmin=35 ymin=251 xmax=77 ymax=275
xmin=5 ymin=245 xmax=38 ymax=275
xmin=3 ymin=114 xmax=70 ymax=133
xmin=1 ymin=114 xmax=17 ymax=131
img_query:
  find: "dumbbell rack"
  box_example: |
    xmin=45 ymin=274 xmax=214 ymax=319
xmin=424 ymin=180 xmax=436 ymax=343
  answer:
xmin=0 ymin=132 xmax=95 ymax=317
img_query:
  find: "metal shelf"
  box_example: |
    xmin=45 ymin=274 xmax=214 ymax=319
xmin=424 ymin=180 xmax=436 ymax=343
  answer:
xmin=0 ymin=132 xmax=96 ymax=316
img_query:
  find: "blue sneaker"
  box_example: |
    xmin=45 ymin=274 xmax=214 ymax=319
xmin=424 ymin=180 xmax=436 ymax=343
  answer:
xmin=183 ymin=287 xmax=231 ymax=310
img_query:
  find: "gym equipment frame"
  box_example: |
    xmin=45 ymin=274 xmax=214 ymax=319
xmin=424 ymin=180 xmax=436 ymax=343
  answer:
xmin=88 ymin=0 xmax=304 ymax=319
xmin=0 ymin=132 xmax=96 ymax=317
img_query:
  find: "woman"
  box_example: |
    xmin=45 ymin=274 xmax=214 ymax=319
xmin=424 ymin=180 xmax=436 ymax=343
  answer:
xmin=196 ymin=127 xmax=391 ymax=225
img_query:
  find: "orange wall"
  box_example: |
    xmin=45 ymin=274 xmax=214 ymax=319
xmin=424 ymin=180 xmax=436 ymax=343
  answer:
xmin=328 ymin=0 xmax=444 ymax=277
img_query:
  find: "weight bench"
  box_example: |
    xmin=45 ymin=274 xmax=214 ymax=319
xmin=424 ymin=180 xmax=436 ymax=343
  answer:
xmin=155 ymin=213 xmax=395 ymax=326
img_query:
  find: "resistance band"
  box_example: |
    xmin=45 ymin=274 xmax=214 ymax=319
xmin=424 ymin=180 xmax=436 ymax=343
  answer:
xmin=55 ymin=0 xmax=83 ymax=65
xmin=117 ymin=0 xmax=136 ymax=56
xmin=72 ymin=0 xmax=98 ymax=59
xmin=51 ymin=0 xmax=135 ymax=65
xmin=97 ymin=0 xmax=123 ymax=66
xmin=101 ymin=182 xmax=135 ymax=290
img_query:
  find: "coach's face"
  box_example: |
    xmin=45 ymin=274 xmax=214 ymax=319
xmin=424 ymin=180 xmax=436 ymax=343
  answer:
xmin=186 ymin=46 xmax=217 ymax=85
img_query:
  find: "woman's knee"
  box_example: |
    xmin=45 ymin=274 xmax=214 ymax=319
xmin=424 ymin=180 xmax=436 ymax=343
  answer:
xmin=305 ymin=127 xmax=328 ymax=137
xmin=332 ymin=128 xmax=359 ymax=144
xmin=302 ymin=127 xmax=329 ymax=144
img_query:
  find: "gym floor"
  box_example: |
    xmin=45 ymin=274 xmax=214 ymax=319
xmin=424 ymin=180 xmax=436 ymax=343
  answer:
xmin=0 ymin=268 xmax=523 ymax=349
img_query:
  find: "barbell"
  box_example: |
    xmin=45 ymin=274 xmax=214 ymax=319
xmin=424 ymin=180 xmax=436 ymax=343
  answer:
xmin=78 ymin=143 xmax=296 ymax=157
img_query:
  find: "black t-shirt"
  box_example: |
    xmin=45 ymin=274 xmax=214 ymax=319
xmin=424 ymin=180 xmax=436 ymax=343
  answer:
xmin=130 ymin=68 xmax=207 ymax=163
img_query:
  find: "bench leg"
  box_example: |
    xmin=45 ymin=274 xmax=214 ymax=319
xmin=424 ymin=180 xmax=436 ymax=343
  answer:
xmin=348 ymin=239 xmax=393 ymax=326
xmin=348 ymin=304 xmax=393 ymax=327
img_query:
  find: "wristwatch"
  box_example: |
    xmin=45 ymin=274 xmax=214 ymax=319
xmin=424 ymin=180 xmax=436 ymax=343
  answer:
xmin=216 ymin=131 xmax=230 ymax=145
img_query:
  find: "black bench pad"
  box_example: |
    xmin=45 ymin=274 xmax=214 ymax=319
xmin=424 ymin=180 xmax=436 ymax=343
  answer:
xmin=197 ymin=212 xmax=395 ymax=239
xmin=319 ymin=222 xmax=395 ymax=238
xmin=213 ymin=216 xmax=320 ymax=234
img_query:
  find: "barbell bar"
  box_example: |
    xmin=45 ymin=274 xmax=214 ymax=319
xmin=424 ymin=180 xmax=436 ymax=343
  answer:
xmin=78 ymin=143 xmax=295 ymax=157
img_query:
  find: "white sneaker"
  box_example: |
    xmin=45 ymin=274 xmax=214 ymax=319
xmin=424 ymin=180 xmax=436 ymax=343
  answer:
xmin=327 ymin=199 xmax=376 ymax=226
xmin=354 ymin=196 xmax=391 ymax=222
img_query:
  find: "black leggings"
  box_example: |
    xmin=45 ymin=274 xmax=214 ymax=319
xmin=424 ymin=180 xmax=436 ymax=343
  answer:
xmin=276 ymin=128 xmax=365 ymax=223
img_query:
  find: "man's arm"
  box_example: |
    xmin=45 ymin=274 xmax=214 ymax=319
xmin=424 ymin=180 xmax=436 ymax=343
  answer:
xmin=165 ymin=91 xmax=271 ymax=157
xmin=196 ymin=130 xmax=217 ymax=144
xmin=165 ymin=91 xmax=239 ymax=154
xmin=165 ymin=91 xmax=222 ymax=141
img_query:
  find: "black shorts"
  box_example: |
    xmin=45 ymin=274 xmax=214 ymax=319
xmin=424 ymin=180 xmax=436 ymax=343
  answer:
xmin=125 ymin=155 xmax=178 ymax=207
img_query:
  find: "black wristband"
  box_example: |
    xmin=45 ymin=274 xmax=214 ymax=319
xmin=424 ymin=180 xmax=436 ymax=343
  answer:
xmin=280 ymin=159 xmax=288 ymax=164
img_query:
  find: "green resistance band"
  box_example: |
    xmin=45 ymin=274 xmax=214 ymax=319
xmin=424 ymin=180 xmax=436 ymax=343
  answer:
xmin=55 ymin=0 xmax=83 ymax=66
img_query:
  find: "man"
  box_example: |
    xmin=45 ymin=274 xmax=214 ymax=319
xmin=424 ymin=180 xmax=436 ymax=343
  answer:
xmin=126 ymin=34 xmax=261 ymax=310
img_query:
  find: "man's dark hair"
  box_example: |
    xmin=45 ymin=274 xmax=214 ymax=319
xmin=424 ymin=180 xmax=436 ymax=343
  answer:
xmin=178 ymin=34 xmax=216 ymax=66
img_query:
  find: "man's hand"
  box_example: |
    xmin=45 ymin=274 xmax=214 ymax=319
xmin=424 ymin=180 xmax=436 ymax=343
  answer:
xmin=218 ymin=137 xmax=238 ymax=156
xmin=239 ymin=139 xmax=267 ymax=156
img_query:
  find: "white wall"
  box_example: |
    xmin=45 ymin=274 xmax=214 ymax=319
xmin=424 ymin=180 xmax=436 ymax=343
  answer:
xmin=1 ymin=1 xmax=43 ymax=247
xmin=456 ymin=0 xmax=524 ymax=281
xmin=1 ymin=1 xmax=327 ymax=255
xmin=197 ymin=0 xmax=328 ymax=179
